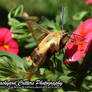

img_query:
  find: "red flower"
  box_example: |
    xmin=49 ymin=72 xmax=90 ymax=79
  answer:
xmin=65 ymin=19 xmax=92 ymax=63
xmin=0 ymin=28 xmax=19 ymax=54
xmin=86 ymin=0 xmax=92 ymax=5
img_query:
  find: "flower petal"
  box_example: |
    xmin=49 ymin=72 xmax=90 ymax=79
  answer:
xmin=7 ymin=39 xmax=19 ymax=54
xmin=86 ymin=0 xmax=92 ymax=5
xmin=65 ymin=19 xmax=92 ymax=63
xmin=0 ymin=28 xmax=12 ymax=43
xmin=0 ymin=28 xmax=19 ymax=54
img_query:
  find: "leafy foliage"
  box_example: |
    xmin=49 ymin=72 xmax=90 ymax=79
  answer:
xmin=0 ymin=1 xmax=92 ymax=92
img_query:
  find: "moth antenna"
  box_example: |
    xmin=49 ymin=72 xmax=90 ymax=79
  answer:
xmin=62 ymin=5 xmax=64 ymax=30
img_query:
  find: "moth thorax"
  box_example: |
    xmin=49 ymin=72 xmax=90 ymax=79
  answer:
xmin=60 ymin=31 xmax=68 ymax=48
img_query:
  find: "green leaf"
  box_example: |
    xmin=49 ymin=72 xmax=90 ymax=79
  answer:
xmin=14 ymin=16 xmax=27 ymax=22
xmin=8 ymin=18 xmax=20 ymax=27
xmin=25 ymin=42 xmax=36 ymax=48
xmin=73 ymin=11 xmax=88 ymax=21
xmin=0 ymin=51 xmax=31 ymax=80
xmin=45 ymin=69 xmax=58 ymax=80
xmin=40 ymin=68 xmax=45 ymax=75
xmin=41 ymin=16 xmax=55 ymax=29
xmin=25 ymin=37 xmax=37 ymax=48
xmin=8 ymin=5 xmax=24 ymax=19
xmin=59 ymin=75 xmax=71 ymax=83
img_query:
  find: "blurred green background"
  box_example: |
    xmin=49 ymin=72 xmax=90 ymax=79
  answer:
xmin=0 ymin=0 xmax=90 ymax=29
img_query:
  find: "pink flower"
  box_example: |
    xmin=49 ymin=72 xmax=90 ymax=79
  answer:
xmin=65 ymin=19 xmax=92 ymax=63
xmin=86 ymin=0 xmax=92 ymax=5
xmin=25 ymin=56 xmax=32 ymax=62
xmin=0 ymin=28 xmax=19 ymax=54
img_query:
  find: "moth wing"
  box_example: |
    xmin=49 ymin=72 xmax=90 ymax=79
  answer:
xmin=27 ymin=21 xmax=50 ymax=44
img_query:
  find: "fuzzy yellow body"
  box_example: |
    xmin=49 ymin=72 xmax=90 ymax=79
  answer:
xmin=31 ymin=30 xmax=67 ymax=68
xmin=38 ymin=31 xmax=62 ymax=54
